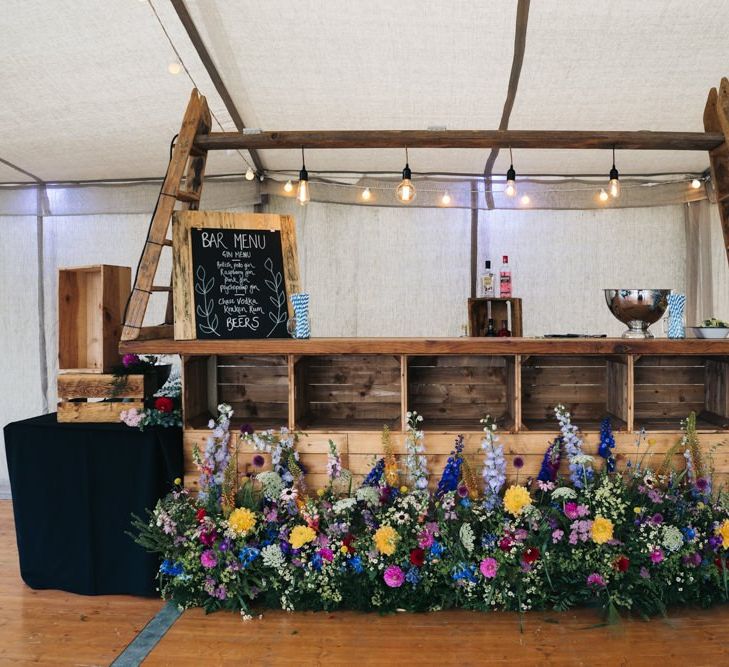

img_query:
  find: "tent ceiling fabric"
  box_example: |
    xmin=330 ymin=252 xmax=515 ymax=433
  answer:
xmin=1 ymin=0 xmax=728 ymax=184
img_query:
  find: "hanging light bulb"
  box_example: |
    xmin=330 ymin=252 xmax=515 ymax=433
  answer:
xmin=691 ymin=178 xmax=702 ymax=189
xmin=441 ymin=192 xmax=451 ymax=205
xmin=361 ymin=187 xmax=371 ymax=201
xmin=245 ymin=168 xmax=255 ymax=181
xmin=283 ymin=179 xmax=293 ymax=193
xmin=505 ymin=147 xmax=517 ymax=197
xmin=396 ymin=148 xmax=416 ymax=203
xmin=608 ymin=146 xmax=620 ymax=198
xmin=599 ymin=188 xmax=609 ymax=202
xmin=297 ymin=147 xmax=310 ymax=205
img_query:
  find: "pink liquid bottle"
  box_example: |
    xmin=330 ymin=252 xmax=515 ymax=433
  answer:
xmin=499 ymin=255 xmax=512 ymax=297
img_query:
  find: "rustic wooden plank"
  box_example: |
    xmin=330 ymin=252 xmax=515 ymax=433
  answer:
xmin=57 ymin=373 xmax=145 ymax=399
xmin=57 ymin=401 xmax=144 ymax=423
xmin=119 ymin=337 xmax=729 ymax=356
xmin=705 ymin=81 xmax=729 ymax=264
xmin=606 ymin=358 xmax=630 ymax=425
xmin=706 ymin=359 xmax=729 ymax=418
xmin=195 ymin=129 xmax=725 ymax=151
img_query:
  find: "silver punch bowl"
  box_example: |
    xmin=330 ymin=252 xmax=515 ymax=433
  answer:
xmin=604 ymin=289 xmax=670 ymax=338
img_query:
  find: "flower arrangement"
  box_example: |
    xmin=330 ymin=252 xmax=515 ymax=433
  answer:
xmin=120 ymin=374 xmax=182 ymax=430
xmin=135 ymin=406 xmax=729 ymax=621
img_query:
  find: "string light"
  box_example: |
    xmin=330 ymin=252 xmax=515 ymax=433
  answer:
xmin=599 ymin=188 xmax=609 ymax=202
xmin=691 ymin=178 xmax=702 ymax=189
xmin=505 ymin=147 xmax=517 ymax=197
xmin=608 ymin=146 xmax=620 ymax=198
xmin=520 ymin=194 xmax=530 ymax=206
xmin=283 ymin=180 xmax=293 ymax=193
xmin=441 ymin=192 xmax=451 ymax=205
xmin=396 ymin=148 xmax=416 ymax=203
xmin=245 ymin=168 xmax=255 ymax=181
xmin=361 ymin=187 xmax=371 ymax=201
xmin=167 ymin=62 xmax=183 ymax=75
xmin=297 ymin=147 xmax=310 ymax=205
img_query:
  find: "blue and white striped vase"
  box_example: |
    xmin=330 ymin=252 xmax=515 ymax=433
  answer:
xmin=290 ymin=292 xmax=310 ymax=339
xmin=666 ymin=293 xmax=686 ymax=339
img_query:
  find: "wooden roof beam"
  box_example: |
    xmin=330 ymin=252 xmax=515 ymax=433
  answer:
xmin=194 ymin=130 xmax=724 ymax=152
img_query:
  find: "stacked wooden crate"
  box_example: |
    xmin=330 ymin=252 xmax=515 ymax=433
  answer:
xmin=56 ymin=265 xmax=141 ymax=422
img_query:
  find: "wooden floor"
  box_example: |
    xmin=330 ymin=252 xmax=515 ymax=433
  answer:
xmin=2 ymin=498 xmax=729 ymax=666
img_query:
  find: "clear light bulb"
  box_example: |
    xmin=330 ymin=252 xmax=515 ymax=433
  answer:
xmin=599 ymin=188 xmax=609 ymax=202
xmin=362 ymin=187 xmax=371 ymax=200
xmin=505 ymin=165 xmax=517 ymax=197
xmin=245 ymin=168 xmax=255 ymax=181
xmin=441 ymin=192 xmax=451 ymax=205
xmin=397 ymin=164 xmax=416 ymax=203
xmin=168 ymin=62 xmax=182 ymax=75
xmin=283 ymin=179 xmax=293 ymax=193
xmin=691 ymin=178 xmax=702 ymax=189
xmin=297 ymin=164 xmax=310 ymax=204
xmin=608 ymin=161 xmax=620 ymax=198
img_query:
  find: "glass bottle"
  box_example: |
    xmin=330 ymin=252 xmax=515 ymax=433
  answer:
xmin=485 ymin=318 xmax=497 ymax=337
xmin=499 ymin=255 xmax=512 ymax=298
xmin=497 ymin=319 xmax=511 ymax=337
xmin=480 ymin=260 xmax=495 ymax=298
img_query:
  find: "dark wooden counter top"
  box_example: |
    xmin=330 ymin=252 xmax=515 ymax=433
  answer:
xmin=119 ymin=336 xmax=729 ymax=356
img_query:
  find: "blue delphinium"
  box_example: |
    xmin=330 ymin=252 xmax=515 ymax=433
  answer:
xmin=349 ymin=555 xmax=364 ymax=573
xmin=239 ymin=546 xmax=261 ymax=568
xmin=363 ymin=458 xmax=385 ymax=486
xmin=480 ymin=416 xmax=506 ymax=510
xmin=436 ymin=435 xmax=465 ymax=498
xmin=537 ymin=437 xmax=563 ymax=482
xmin=555 ymin=405 xmax=593 ymax=488
xmin=405 ymin=566 xmax=421 ymax=586
xmin=160 ymin=559 xmax=184 ymax=576
xmin=430 ymin=541 xmax=445 ymax=558
xmin=598 ymin=417 xmax=616 ymax=472
xmin=452 ymin=563 xmax=477 ymax=583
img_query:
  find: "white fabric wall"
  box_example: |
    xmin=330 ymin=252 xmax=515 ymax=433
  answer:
xmin=478 ymin=205 xmax=690 ymax=336
xmin=1 ymin=200 xmax=726 ymax=495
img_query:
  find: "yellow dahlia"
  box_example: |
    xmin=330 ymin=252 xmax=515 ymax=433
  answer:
xmin=503 ymin=485 xmax=532 ymax=516
xmin=591 ymin=516 xmax=614 ymax=544
xmin=227 ymin=507 xmax=256 ymax=536
xmin=289 ymin=525 xmax=317 ymax=550
xmin=374 ymin=525 xmax=399 ymax=555
xmin=715 ymin=519 xmax=729 ymax=549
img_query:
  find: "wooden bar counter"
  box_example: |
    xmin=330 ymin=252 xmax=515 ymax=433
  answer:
xmin=119 ymin=337 xmax=729 ymax=491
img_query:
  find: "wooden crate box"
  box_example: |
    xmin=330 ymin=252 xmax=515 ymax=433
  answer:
xmin=58 ymin=265 xmax=131 ymax=373
xmin=294 ymin=355 xmax=402 ymax=431
xmin=634 ymin=355 xmax=729 ymax=430
xmin=407 ymin=355 xmax=517 ymax=431
xmin=521 ymin=355 xmax=629 ymax=431
xmin=57 ymin=373 xmax=149 ymax=423
xmin=182 ymin=354 xmax=289 ymax=430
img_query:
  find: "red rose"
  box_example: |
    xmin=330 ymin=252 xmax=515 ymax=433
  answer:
xmin=498 ymin=536 xmax=513 ymax=551
xmin=614 ymin=555 xmax=630 ymax=572
xmin=154 ymin=397 xmax=174 ymax=413
xmin=410 ymin=548 xmax=425 ymax=567
xmin=522 ymin=547 xmax=540 ymax=564
xmin=196 ymin=508 xmax=207 ymax=523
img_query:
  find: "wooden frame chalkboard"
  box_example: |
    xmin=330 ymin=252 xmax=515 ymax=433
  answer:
xmin=172 ymin=211 xmax=300 ymax=340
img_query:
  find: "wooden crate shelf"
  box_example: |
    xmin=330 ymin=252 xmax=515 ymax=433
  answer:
xmin=182 ymin=354 xmax=289 ymax=430
xmin=521 ymin=355 xmax=628 ymax=431
xmin=407 ymin=355 xmax=517 ymax=430
xmin=294 ymin=355 xmax=402 ymax=431
xmin=634 ymin=355 xmax=729 ymax=431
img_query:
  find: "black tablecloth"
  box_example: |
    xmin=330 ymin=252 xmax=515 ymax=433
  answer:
xmin=4 ymin=413 xmax=183 ymax=596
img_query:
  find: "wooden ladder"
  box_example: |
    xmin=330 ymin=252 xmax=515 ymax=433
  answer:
xmin=121 ymin=89 xmax=211 ymax=341
xmin=704 ymin=77 xmax=729 ymax=268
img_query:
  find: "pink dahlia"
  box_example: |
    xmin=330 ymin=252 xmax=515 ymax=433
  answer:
xmin=200 ymin=549 xmax=218 ymax=569
xmin=383 ymin=564 xmax=405 ymax=588
xmin=479 ymin=557 xmax=499 ymax=579
xmin=586 ymin=573 xmax=606 ymax=588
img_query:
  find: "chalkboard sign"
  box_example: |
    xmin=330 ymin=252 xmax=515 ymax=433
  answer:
xmin=191 ymin=228 xmax=289 ymax=339
xmin=172 ymin=212 xmax=301 ymax=340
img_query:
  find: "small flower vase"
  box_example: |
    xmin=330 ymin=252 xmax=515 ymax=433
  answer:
xmin=666 ymin=293 xmax=686 ymax=339
xmin=289 ymin=293 xmax=310 ymax=339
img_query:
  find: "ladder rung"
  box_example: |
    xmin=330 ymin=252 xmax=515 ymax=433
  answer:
xmin=151 ymin=286 xmax=172 ymax=292
xmin=176 ymin=190 xmax=200 ymax=203
xmin=189 ymin=145 xmax=206 ymax=157
xmin=162 ymin=239 xmax=173 ymax=247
